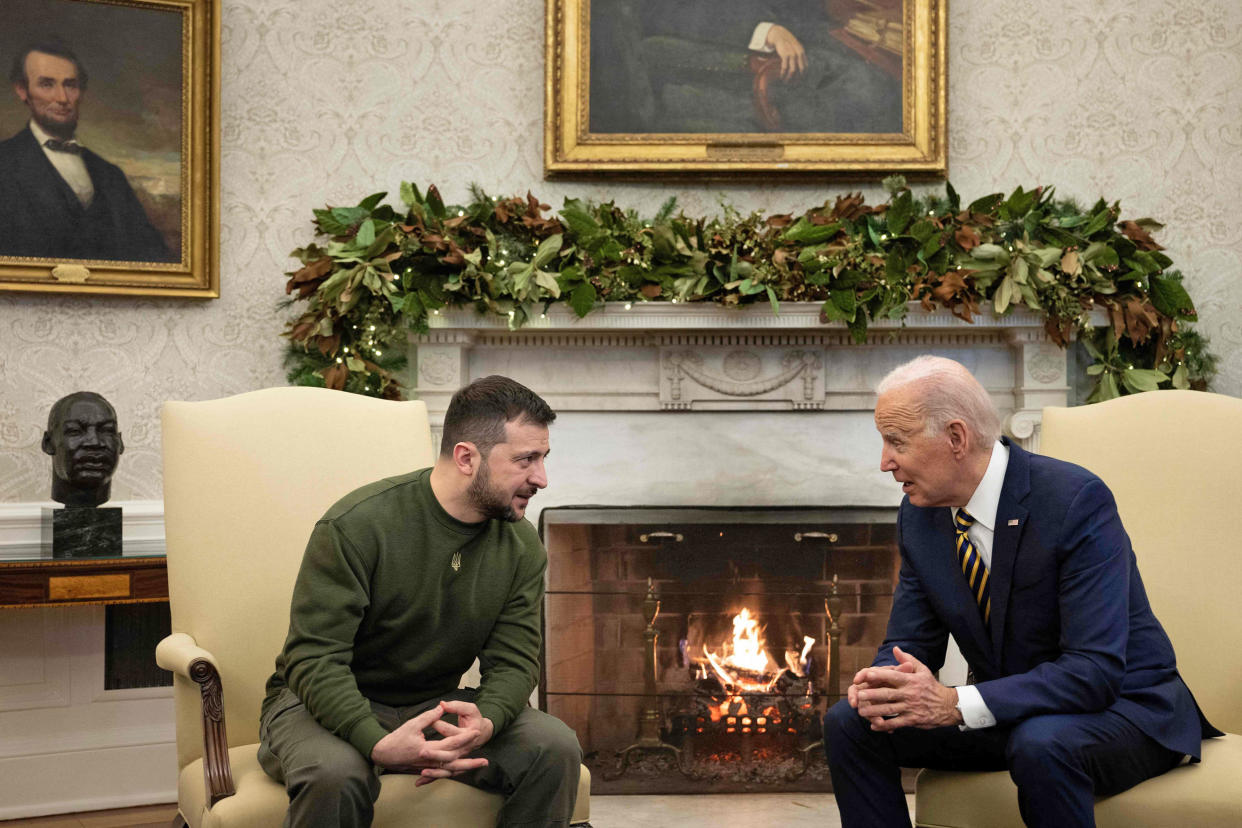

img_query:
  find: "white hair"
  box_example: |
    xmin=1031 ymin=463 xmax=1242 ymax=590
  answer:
xmin=876 ymin=356 xmax=1002 ymax=446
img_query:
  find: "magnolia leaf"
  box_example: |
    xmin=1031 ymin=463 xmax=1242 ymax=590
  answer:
xmin=321 ymin=362 xmax=349 ymax=391
xmin=560 ymin=202 xmax=601 ymax=237
xmin=1087 ymin=372 xmax=1120 ymax=403
xmin=512 ymin=265 xmax=533 ymax=297
xmin=1083 ymin=208 xmax=1113 ymax=236
xmin=358 ymin=191 xmax=386 ymax=212
xmin=766 ymin=285 xmax=780 ymax=315
xmin=568 ymin=282 xmax=596 ymax=317
xmin=887 ymin=190 xmax=914 ymax=236
xmin=534 ymin=270 xmax=562 ymax=298
xmin=831 ymin=288 xmax=857 ymax=319
xmin=1086 ymin=364 xmax=1105 ymax=376
xmin=346 ymin=356 xmax=366 ymax=372
xmin=1121 ymin=367 xmax=1166 ymax=394
xmin=1010 ymin=256 xmax=1030 ymax=284
xmin=847 ymin=312 xmax=869 ymax=344
xmin=1030 ymin=247 xmax=1062 ymax=268
xmin=531 ymin=234 xmax=564 ymax=270
xmin=971 ymin=244 xmax=1009 ymax=262
xmin=1149 ymin=274 xmax=1196 ymax=319
xmin=994 ymin=274 xmax=1014 ymax=314
xmin=782 ymin=218 xmax=841 ymax=244
xmin=399 ymin=182 xmax=417 ymax=209
xmin=819 ymin=298 xmax=851 ymax=323
xmin=946 ymin=181 xmax=961 ymax=212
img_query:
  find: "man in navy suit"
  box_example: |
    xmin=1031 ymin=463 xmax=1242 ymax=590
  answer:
xmin=823 ymin=355 xmax=1218 ymax=827
xmin=0 ymin=40 xmax=173 ymax=262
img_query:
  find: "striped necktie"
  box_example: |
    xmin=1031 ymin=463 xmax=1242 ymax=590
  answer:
xmin=954 ymin=509 xmax=991 ymax=627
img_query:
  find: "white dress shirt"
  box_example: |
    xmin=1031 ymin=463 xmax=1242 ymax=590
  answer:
xmin=29 ymin=119 xmax=94 ymax=208
xmin=951 ymin=439 xmax=1009 ymax=729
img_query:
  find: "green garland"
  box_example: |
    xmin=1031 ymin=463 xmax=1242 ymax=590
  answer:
xmin=282 ymin=177 xmax=1215 ymax=401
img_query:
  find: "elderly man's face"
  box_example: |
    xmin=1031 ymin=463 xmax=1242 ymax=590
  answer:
xmin=47 ymin=397 xmax=122 ymax=489
xmin=15 ymin=51 xmax=82 ymax=139
xmin=874 ymin=384 xmax=962 ymax=508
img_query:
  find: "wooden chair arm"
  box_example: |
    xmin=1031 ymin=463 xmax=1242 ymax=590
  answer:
xmin=156 ymin=633 xmax=236 ymax=806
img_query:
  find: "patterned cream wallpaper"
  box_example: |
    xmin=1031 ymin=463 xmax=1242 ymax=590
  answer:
xmin=0 ymin=0 xmax=1238 ymax=502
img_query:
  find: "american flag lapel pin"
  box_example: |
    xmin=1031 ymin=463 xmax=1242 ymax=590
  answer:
xmin=1007 ymin=519 xmax=1020 ymax=526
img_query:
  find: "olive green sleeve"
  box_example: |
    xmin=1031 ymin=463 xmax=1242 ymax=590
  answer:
xmin=474 ymin=527 xmax=546 ymax=735
xmin=281 ymin=521 xmax=389 ymax=759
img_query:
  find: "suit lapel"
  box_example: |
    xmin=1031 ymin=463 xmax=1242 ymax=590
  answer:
xmin=988 ymin=439 xmax=1031 ymax=658
xmin=12 ymin=127 xmax=87 ymax=217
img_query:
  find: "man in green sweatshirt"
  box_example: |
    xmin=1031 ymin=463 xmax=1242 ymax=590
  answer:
xmin=257 ymin=375 xmax=582 ymax=827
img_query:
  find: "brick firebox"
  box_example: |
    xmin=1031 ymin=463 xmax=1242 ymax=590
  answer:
xmin=540 ymin=507 xmax=900 ymax=794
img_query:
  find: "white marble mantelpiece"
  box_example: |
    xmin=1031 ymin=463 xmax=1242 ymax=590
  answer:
xmin=411 ymin=302 xmax=1079 ymax=458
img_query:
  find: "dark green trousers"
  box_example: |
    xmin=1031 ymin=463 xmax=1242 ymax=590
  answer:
xmin=258 ymin=687 xmax=581 ymax=828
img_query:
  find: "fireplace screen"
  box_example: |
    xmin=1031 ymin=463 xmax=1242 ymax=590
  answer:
xmin=539 ymin=507 xmax=899 ymax=794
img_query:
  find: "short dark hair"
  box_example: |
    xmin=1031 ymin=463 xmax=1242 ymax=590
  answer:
xmin=10 ymin=39 xmax=89 ymax=91
xmin=439 ymin=376 xmax=555 ymax=458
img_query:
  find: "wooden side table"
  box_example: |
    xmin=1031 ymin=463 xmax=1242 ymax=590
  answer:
xmin=0 ymin=555 xmax=168 ymax=609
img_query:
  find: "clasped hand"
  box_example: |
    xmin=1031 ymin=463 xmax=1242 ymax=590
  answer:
xmin=848 ymin=646 xmax=962 ymax=732
xmin=370 ymin=700 xmax=495 ymax=785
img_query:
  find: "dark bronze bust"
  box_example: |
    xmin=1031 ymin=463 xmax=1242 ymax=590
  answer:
xmin=42 ymin=391 xmax=124 ymax=507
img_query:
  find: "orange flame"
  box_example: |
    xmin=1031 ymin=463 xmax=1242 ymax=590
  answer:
xmin=697 ymin=608 xmax=814 ymax=723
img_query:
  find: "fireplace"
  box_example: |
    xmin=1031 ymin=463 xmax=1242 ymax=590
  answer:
xmin=413 ymin=302 xmax=1080 ymax=792
xmin=539 ymin=507 xmax=899 ymax=793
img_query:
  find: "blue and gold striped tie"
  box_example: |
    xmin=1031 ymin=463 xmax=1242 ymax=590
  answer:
xmin=954 ymin=509 xmax=991 ymax=627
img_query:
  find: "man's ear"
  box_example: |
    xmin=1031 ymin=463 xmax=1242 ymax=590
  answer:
xmin=116 ymin=433 xmax=125 ymax=456
xmin=451 ymin=441 xmax=477 ymax=475
xmin=41 ymin=431 xmax=54 ymax=456
xmin=945 ymin=419 xmax=971 ymax=459
xmin=14 ymin=83 xmax=28 ymax=105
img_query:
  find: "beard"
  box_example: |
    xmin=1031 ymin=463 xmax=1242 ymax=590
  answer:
xmin=34 ymin=109 xmax=78 ymax=141
xmin=466 ymin=461 xmax=529 ymax=523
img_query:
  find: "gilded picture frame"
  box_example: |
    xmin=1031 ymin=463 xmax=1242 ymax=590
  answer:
xmin=545 ymin=0 xmax=946 ymax=178
xmin=0 ymin=0 xmax=219 ymax=298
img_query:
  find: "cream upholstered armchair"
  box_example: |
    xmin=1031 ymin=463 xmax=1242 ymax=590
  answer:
xmin=156 ymin=387 xmax=590 ymax=828
xmin=914 ymin=390 xmax=1242 ymax=827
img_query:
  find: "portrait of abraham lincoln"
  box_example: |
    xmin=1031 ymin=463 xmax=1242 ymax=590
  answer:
xmin=0 ymin=0 xmax=182 ymax=264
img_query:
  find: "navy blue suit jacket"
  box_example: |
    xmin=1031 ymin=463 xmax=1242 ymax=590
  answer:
xmin=0 ymin=126 xmax=174 ymax=262
xmin=876 ymin=440 xmax=1218 ymax=758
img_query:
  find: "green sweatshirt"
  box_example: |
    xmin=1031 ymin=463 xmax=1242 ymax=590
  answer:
xmin=262 ymin=468 xmax=546 ymax=760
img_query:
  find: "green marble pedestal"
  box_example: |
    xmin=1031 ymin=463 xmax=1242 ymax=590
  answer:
xmin=41 ymin=506 xmax=122 ymax=558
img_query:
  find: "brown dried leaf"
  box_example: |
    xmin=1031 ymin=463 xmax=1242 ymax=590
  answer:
xmin=285 ymin=256 xmax=334 ymax=295
xmin=954 ymin=226 xmax=980 ymax=251
xmin=830 ymin=192 xmax=869 ymax=221
xmin=640 ymin=283 xmax=662 ymax=299
xmin=766 ymin=213 xmax=794 ymax=228
xmin=1121 ymin=296 xmax=1160 ymax=344
xmin=316 ymin=333 xmax=340 ymax=357
xmin=322 ymin=362 xmax=348 ymax=391
xmin=1061 ymin=249 xmax=1081 ymax=276
xmin=1119 ymin=220 xmax=1164 ymax=251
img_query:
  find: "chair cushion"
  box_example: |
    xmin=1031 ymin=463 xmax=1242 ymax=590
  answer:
xmin=179 ymin=744 xmax=590 ymax=828
xmin=915 ymin=733 xmax=1242 ymax=827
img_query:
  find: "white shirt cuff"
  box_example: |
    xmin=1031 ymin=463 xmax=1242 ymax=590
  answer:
xmin=954 ymin=685 xmax=997 ymax=730
xmin=749 ymin=22 xmax=776 ymax=52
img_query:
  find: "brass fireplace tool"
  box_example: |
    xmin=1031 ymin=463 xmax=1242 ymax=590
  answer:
xmin=604 ymin=577 xmax=683 ymax=779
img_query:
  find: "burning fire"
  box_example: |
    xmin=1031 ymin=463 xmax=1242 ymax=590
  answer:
xmin=692 ymin=607 xmax=816 ymax=725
